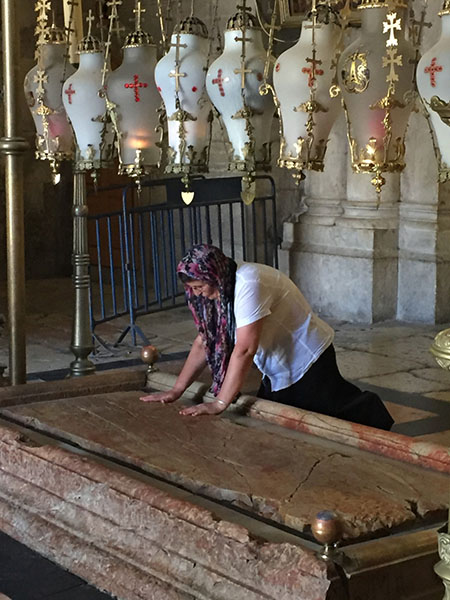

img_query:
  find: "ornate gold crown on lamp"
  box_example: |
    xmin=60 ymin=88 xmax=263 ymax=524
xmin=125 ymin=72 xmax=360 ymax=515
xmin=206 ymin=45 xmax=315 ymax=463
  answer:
xmin=357 ymin=0 xmax=407 ymax=7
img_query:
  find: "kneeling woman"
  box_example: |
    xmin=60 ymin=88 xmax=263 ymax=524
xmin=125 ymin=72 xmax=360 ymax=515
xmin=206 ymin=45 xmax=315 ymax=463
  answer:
xmin=140 ymin=244 xmax=393 ymax=430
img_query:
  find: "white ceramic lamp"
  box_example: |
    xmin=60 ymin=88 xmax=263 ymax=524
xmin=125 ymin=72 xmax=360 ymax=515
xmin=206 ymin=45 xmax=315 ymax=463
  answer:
xmin=62 ymin=12 xmax=114 ymax=171
xmin=155 ymin=16 xmax=212 ymax=197
xmin=206 ymin=6 xmax=274 ymax=201
xmin=273 ymin=5 xmax=341 ymax=182
xmin=105 ymin=4 xmax=162 ymax=182
xmin=337 ymin=0 xmax=415 ymax=192
xmin=24 ymin=24 xmax=75 ymax=182
xmin=417 ymin=1 xmax=450 ymax=182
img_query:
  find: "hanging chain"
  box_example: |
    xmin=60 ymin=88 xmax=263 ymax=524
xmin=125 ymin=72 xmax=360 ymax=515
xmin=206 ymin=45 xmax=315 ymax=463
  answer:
xmin=96 ymin=0 xmax=107 ymax=44
xmin=156 ymin=0 xmax=166 ymax=50
xmin=176 ymin=0 xmax=183 ymax=24
xmin=62 ymin=0 xmax=78 ymax=84
xmin=252 ymin=0 xmax=292 ymax=44
xmin=259 ymin=0 xmax=278 ymax=96
xmin=101 ymin=0 xmax=122 ymax=87
xmin=410 ymin=0 xmax=431 ymax=84
xmin=205 ymin=0 xmax=222 ymax=69
xmin=305 ymin=0 xmax=318 ymax=161
xmin=235 ymin=1 xmax=252 ymax=91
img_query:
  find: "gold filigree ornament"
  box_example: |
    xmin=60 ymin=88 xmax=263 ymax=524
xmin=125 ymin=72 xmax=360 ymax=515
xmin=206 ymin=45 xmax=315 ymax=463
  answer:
xmin=429 ymin=95 xmax=450 ymax=127
xmin=439 ymin=0 xmax=450 ymax=16
xmin=439 ymin=533 xmax=450 ymax=564
xmin=342 ymin=52 xmax=370 ymax=94
xmin=435 ymin=532 xmax=450 ymax=598
xmin=357 ymin=0 xmax=407 ymax=8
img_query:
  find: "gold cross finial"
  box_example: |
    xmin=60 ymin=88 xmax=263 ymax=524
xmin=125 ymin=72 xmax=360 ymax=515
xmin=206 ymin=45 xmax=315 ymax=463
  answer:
xmin=236 ymin=2 xmax=251 ymax=13
xmin=86 ymin=9 xmax=95 ymax=37
xmin=133 ymin=0 xmax=145 ymax=30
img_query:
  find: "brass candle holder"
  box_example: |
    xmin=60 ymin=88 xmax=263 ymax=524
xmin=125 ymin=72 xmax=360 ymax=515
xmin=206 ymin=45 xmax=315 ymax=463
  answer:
xmin=141 ymin=345 xmax=159 ymax=387
xmin=311 ymin=510 xmax=343 ymax=561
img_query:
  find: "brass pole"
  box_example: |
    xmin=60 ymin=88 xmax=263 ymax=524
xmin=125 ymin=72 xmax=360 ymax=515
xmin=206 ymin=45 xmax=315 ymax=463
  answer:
xmin=69 ymin=169 xmax=95 ymax=377
xmin=0 ymin=0 xmax=29 ymax=384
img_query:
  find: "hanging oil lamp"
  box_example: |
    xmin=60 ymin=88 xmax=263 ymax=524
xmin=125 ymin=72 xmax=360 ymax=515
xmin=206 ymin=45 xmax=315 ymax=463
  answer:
xmin=205 ymin=3 xmax=274 ymax=204
xmin=155 ymin=15 xmax=212 ymax=204
xmin=24 ymin=1 xmax=75 ymax=184
xmin=417 ymin=1 xmax=450 ymax=182
xmin=273 ymin=2 xmax=341 ymax=183
xmin=336 ymin=0 xmax=415 ymax=193
xmin=62 ymin=10 xmax=114 ymax=176
xmin=105 ymin=0 xmax=162 ymax=187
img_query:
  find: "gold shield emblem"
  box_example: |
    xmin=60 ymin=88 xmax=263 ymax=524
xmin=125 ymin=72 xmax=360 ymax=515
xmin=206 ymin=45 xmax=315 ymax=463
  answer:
xmin=342 ymin=52 xmax=370 ymax=94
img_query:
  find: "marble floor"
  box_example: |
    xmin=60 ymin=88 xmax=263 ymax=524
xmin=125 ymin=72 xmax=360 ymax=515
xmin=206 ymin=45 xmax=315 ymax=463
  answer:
xmin=1 ymin=277 xmax=450 ymax=444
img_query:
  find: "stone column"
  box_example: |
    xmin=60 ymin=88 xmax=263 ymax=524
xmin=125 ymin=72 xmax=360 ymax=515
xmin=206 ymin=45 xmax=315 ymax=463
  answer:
xmin=280 ymin=114 xmax=400 ymax=323
xmin=397 ymin=111 xmax=450 ymax=323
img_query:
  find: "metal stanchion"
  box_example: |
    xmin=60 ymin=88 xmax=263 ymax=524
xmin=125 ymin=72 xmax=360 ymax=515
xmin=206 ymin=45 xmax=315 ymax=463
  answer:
xmin=0 ymin=0 xmax=28 ymax=385
xmin=69 ymin=168 xmax=95 ymax=377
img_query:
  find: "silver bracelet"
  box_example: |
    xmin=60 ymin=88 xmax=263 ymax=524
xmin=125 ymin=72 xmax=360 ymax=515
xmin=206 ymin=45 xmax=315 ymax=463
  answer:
xmin=216 ymin=398 xmax=227 ymax=407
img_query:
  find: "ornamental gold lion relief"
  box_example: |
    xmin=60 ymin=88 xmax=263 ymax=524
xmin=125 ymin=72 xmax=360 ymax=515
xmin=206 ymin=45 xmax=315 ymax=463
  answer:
xmin=342 ymin=52 xmax=370 ymax=94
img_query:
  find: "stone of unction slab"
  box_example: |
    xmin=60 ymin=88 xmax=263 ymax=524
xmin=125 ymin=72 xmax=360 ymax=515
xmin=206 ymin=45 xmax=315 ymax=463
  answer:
xmin=2 ymin=391 xmax=448 ymax=539
xmin=0 ymin=423 xmax=333 ymax=600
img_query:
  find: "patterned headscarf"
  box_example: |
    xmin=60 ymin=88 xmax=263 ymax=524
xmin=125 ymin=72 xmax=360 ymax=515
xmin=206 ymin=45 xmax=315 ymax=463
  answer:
xmin=177 ymin=244 xmax=237 ymax=396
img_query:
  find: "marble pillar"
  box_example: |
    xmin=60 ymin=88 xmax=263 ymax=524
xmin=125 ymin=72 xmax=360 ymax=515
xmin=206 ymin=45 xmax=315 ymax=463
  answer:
xmin=281 ymin=115 xmax=400 ymax=323
xmin=398 ymin=112 xmax=450 ymax=323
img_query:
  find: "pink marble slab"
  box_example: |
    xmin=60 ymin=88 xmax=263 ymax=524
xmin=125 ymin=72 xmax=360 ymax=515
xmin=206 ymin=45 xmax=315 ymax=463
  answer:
xmin=0 ymin=423 xmax=333 ymax=600
xmin=238 ymin=397 xmax=450 ymax=474
xmin=2 ymin=391 xmax=448 ymax=540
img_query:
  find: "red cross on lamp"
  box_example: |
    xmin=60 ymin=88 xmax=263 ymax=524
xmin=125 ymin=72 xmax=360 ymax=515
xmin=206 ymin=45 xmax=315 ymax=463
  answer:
xmin=64 ymin=83 xmax=76 ymax=104
xmin=301 ymin=57 xmax=324 ymax=89
xmin=212 ymin=69 xmax=226 ymax=97
xmin=124 ymin=74 xmax=148 ymax=102
xmin=424 ymin=58 xmax=443 ymax=89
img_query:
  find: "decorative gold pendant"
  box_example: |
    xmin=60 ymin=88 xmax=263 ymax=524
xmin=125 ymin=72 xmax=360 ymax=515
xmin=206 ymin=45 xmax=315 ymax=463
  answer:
xmin=342 ymin=52 xmax=370 ymax=94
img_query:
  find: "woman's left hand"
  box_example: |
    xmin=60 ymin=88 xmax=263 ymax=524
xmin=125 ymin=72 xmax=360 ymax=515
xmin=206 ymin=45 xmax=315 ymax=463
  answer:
xmin=179 ymin=400 xmax=226 ymax=417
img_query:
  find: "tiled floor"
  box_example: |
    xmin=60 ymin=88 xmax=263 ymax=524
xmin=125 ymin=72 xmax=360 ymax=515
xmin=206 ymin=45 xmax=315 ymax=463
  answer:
xmin=0 ymin=531 xmax=113 ymax=600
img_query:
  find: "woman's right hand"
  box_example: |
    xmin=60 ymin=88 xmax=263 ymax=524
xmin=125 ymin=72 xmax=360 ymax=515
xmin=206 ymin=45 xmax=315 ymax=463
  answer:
xmin=140 ymin=389 xmax=181 ymax=404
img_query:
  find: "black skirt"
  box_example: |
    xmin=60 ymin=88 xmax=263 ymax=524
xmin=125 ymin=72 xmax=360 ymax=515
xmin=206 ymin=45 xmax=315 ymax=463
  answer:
xmin=257 ymin=344 xmax=394 ymax=431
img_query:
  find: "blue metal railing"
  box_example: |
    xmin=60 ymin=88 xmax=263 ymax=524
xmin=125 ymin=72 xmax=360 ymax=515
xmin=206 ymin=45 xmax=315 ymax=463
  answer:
xmin=88 ymin=175 xmax=279 ymax=347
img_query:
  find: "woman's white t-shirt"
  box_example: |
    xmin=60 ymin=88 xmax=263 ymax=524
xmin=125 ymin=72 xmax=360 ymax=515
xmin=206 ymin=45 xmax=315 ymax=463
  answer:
xmin=234 ymin=262 xmax=334 ymax=391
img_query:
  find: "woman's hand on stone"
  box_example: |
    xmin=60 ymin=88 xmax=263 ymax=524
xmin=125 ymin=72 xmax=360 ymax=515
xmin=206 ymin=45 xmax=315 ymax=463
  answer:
xmin=140 ymin=389 xmax=180 ymax=404
xmin=179 ymin=400 xmax=226 ymax=417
